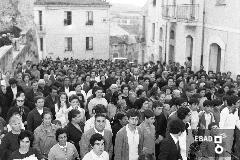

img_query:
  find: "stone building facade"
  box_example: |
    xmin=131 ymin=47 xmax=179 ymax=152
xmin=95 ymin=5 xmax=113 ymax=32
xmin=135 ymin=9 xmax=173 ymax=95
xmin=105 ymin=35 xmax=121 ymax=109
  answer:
xmin=34 ymin=0 xmax=111 ymax=60
xmin=144 ymin=0 xmax=240 ymax=76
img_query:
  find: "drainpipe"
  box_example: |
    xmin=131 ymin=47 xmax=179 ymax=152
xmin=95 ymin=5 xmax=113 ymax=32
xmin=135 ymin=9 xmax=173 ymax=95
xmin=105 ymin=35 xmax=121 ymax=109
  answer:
xmin=164 ymin=20 xmax=168 ymax=63
xmin=164 ymin=0 xmax=169 ymax=63
xmin=200 ymin=0 xmax=206 ymax=66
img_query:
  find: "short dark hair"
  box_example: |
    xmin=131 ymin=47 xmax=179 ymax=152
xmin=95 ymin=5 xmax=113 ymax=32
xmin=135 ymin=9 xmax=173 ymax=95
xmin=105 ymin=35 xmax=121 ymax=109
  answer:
xmin=149 ymin=87 xmax=159 ymax=97
xmin=126 ymin=109 xmax=140 ymax=118
xmin=177 ymin=107 xmax=190 ymax=120
xmin=92 ymin=86 xmax=103 ymax=97
xmin=55 ymin=128 xmax=68 ymax=142
xmin=143 ymin=109 xmax=155 ymax=119
xmin=203 ymin=100 xmax=212 ymax=107
xmin=175 ymin=98 xmax=187 ymax=106
xmin=167 ymin=76 xmax=174 ymax=81
xmin=115 ymin=113 xmax=126 ymax=121
xmin=136 ymin=89 xmax=145 ymax=97
xmin=9 ymin=78 xmax=17 ymax=85
xmin=139 ymin=97 xmax=149 ymax=107
xmin=69 ymin=94 xmax=80 ymax=103
xmin=189 ymin=98 xmax=199 ymax=105
xmin=197 ymin=87 xmax=206 ymax=93
xmin=31 ymin=80 xmax=38 ymax=85
xmin=92 ymin=104 xmax=107 ymax=114
xmin=152 ymin=101 xmax=163 ymax=109
xmin=51 ymin=85 xmax=59 ymax=92
xmin=211 ymin=99 xmax=222 ymax=107
xmin=68 ymin=109 xmax=81 ymax=122
xmin=168 ymin=119 xmax=185 ymax=134
xmin=144 ymin=77 xmax=150 ymax=82
xmin=41 ymin=111 xmax=52 ymax=120
xmin=227 ymin=96 xmax=239 ymax=106
xmin=18 ymin=130 xmax=34 ymax=147
xmin=34 ymin=96 xmax=45 ymax=104
xmin=121 ymin=84 xmax=130 ymax=92
xmin=94 ymin=113 xmax=106 ymax=120
xmin=208 ymin=122 xmax=218 ymax=130
xmin=89 ymin=133 xmax=105 ymax=147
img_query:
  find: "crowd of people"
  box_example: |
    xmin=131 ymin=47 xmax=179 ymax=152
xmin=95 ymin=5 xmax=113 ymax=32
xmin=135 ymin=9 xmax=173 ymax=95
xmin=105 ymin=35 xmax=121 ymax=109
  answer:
xmin=0 ymin=57 xmax=240 ymax=160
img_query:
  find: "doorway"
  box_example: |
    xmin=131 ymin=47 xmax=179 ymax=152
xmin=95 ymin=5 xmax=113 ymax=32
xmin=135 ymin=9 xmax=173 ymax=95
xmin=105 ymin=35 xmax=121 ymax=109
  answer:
xmin=209 ymin=43 xmax=221 ymax=73
xmin=186 ymin=35 xmax=193 ymax=59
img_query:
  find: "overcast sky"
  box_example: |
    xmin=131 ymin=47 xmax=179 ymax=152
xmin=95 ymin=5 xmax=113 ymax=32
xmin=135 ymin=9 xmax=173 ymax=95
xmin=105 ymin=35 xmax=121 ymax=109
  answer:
xmin=109 ymin=0 xmax=148 ymax=7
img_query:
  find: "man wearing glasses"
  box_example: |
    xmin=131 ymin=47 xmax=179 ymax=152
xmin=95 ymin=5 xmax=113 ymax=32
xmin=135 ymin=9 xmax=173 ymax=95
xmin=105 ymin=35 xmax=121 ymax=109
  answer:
xmin=7 ymin=92 xmax=30 ymax=127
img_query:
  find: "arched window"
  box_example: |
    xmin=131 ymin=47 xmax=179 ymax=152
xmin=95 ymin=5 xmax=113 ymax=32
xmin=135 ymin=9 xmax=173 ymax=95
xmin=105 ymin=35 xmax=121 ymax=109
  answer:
xmin=159 ymin=27 xmax=163 ymax=41
xmin=170 ymin=30 xmax=175 ymax=39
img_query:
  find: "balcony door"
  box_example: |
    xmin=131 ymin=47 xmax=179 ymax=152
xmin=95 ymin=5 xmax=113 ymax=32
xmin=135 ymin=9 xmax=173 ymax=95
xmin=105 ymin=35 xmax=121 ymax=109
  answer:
xmin=186 ymin=35 xmax=193 ymax=59
xmin=209 ymin=43 xmax=221 ymax=73
xmin=169 ymin=45 xmax=175 ymax=63
xmin=159 ymin=46 xmax=163 ymax=62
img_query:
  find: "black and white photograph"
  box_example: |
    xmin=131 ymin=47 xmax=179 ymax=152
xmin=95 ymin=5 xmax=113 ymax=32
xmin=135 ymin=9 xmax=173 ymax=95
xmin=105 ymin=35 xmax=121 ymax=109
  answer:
xmin=0 ymin=0 xmax=240 ymax=160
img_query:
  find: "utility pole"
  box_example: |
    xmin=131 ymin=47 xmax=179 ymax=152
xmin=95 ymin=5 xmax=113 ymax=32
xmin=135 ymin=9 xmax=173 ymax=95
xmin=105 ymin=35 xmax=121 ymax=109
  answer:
xmin=200 ymin=0 xmax=206 ymax=66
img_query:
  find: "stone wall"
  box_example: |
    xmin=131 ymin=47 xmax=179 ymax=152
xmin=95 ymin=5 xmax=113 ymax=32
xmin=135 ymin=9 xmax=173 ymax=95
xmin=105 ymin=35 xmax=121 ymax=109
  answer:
xmin=12 ymin=29 xmax=39 ymax=68
xmin=0 ymin=45 xmax=13 ymax=73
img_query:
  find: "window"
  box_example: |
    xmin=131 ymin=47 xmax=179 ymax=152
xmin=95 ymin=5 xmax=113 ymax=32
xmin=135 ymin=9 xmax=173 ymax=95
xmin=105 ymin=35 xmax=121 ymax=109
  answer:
xmin=64 ymin=11 xmax=72 ymax=26
xmin=216 ymin=0 xmax=226 ymax=5
xmin=159 ymin=27 xmax=163 ymax=41
xmin=65 ymin=37 xmax=72 ymax=51
xmin=39 ymin=11 xmax=42 ymax=30
xmin=152 ymin=23 xmax=155 ymax=41
xmin=153 ymin=0 xmax=156 ymax=6
xmin=86 ymin=11 xmax=93 ymax=25
xmin=86 ymin=37 xmax=93 ymax=50
xmin=40 ymin=38 xmax=43 ymax=51
xmin=170 ymin=30 xmax=175 ymax=39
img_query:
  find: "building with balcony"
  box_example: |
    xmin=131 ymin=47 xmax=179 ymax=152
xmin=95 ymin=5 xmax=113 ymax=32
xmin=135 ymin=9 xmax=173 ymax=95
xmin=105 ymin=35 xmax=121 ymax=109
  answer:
xmin=144 ymin=0 xmax=240 ymax=77
xmin=34 ymin=0 xmax=110 ymax=60
xmin=110 ymin=23 xmax=141 ymax=63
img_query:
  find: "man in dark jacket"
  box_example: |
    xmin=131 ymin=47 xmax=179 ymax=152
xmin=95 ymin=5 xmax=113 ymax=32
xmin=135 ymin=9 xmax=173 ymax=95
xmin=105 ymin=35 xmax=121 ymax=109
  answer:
xmin=6 ymin=78 xmax=23 ymax=106
xmin=27 ymin=96 xmax=50 ymax=132
xmin=7 ymin=94 xmax=30 ymax=125
xmin=112 ymin=113 xmax=128 ymax=146
xmin=158 ymin=119 xmax=185 ymax=160
xmin=0 ymin=85 xmax=9 ymax=119
xmin=44 ymin=86 xmax=59 ymax=119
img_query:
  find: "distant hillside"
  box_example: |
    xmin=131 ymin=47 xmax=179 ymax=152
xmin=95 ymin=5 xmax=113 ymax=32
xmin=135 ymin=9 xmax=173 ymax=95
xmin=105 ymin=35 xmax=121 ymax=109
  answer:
xmin=110 ymin=3 xmax=142 ymax=14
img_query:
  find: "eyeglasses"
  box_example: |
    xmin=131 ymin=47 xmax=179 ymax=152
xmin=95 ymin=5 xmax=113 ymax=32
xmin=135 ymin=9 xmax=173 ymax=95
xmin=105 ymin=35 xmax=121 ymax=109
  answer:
xmin=17 ymin=100 xmax=24 ymax=102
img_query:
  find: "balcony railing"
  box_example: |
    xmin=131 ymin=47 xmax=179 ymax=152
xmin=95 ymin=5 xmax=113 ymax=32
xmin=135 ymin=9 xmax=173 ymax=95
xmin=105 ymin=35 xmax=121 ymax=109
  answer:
xmin=177 ymin=4 xmax=199 ymax=22
xmin=162 ymin=4 xmax=199 ymax=22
